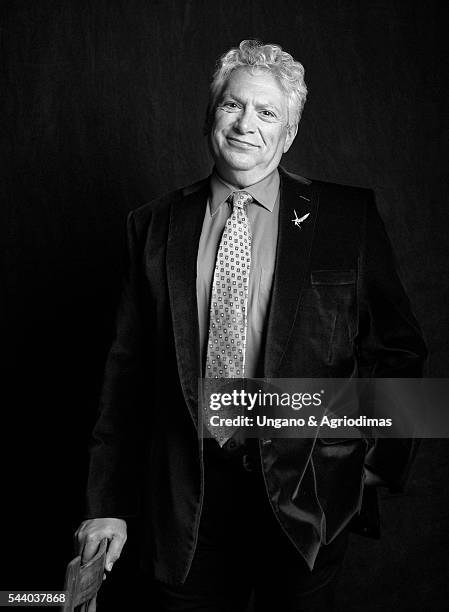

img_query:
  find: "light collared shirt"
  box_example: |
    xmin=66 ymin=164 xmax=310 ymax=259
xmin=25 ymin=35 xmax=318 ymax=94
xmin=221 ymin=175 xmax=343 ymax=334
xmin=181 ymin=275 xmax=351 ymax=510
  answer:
xmin=196 ymin=168 xmax=280 ymax=378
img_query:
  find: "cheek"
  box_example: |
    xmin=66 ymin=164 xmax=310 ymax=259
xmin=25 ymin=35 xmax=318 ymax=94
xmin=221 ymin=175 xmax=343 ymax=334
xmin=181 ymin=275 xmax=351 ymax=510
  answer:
xmin=271 ymin=132 xmax=287 ymax=153
xmin=213 ymin=112 xmax=232 ymax=131
xmin=215 ymin=131 xmax=229 ymax=152
xmin=211 ymin=125 xmax=227 ymax=146
xmin=262 ymin=127 xmax=280 ymax=146
xmin=210 ymin=124 xmax=224 ymax=147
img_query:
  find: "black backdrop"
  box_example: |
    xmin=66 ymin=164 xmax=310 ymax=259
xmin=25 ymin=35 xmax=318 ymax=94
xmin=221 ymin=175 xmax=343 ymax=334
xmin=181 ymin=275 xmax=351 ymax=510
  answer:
xmin=2 ymin=1 xmax=448 ymax=610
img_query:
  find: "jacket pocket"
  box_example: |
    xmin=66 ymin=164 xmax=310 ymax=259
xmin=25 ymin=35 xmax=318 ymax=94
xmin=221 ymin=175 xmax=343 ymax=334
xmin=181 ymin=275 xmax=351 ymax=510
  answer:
xmin=311 ymin=269 xmax=356 ymax=286
xmin=317 ymin=437 xmax=357 ymax=444
xmin=309 ymin=269 xmax=357 ymax=365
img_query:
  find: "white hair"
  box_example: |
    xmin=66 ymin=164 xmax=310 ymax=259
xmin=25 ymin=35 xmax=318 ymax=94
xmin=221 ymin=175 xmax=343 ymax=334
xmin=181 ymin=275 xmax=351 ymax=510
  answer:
xmin=205 ymin=39 xmax=307 ymax=132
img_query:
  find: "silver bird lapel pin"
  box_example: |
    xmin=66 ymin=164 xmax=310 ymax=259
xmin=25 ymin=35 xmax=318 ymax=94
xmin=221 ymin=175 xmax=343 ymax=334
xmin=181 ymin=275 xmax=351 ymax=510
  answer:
xmin=292 ymin=210 xmax=310 ymax=228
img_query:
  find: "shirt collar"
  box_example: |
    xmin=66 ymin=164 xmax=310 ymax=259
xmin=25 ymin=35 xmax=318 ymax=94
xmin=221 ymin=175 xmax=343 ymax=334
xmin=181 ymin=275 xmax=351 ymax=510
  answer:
xmin=209 ymin=168 xmax=280 ymax=216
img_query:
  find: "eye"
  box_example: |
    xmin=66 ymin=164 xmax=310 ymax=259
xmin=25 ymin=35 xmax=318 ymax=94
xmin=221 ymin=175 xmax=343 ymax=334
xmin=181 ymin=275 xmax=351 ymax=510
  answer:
xmin=260 ymin=110 xmax=276 ymax=118
xmin=221 ymin=101 xmax=240 ymax=110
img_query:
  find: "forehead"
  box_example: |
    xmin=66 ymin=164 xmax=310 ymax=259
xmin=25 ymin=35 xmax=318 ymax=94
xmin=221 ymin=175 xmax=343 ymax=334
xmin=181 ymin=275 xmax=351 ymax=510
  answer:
xmin=221 ymin=67 xmax=287 ymax=107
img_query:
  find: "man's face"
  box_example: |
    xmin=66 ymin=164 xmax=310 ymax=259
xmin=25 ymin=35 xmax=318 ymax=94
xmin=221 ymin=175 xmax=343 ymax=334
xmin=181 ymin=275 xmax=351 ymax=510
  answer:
xmin=209 ymin=67 xmax=297 ymax=185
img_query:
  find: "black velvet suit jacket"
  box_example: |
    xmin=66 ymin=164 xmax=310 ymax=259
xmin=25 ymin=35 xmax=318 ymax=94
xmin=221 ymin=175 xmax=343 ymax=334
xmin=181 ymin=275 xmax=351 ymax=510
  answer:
xmin=86 ymin=167 xmax=427 ymax=584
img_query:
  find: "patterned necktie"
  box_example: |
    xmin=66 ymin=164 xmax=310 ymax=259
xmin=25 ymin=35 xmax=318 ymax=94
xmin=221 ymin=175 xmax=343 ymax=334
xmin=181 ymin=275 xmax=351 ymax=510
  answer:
xmin=204 ymin=191 xmax=253 ymax=445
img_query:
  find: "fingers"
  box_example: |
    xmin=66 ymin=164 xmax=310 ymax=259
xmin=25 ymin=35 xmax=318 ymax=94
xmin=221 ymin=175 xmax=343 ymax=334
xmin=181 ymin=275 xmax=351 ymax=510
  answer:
xmin=74 ymin=521 xmax=91 ymax=557
xmin=105 ymin=534 xmax=126 ymax=571
xmin=81 ymin=535 xmax=102 ymax=564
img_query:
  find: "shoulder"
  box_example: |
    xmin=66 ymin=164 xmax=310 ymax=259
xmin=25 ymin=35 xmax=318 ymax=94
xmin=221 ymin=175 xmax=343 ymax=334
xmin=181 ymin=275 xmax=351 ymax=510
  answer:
xmin=281 ymin=167 xmax=373 ymax=200
xmin=280 ymin=167 xmax=375 ymax=224
xmin=314 ymin=178 xmax=374 ymax=209
xmin=128 ymin=176 xmax=209 ymax=231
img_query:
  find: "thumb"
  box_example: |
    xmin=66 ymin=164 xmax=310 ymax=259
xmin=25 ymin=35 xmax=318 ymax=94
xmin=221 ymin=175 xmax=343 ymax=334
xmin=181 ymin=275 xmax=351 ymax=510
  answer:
xmin=105 ymin=536 xmax=125 ymax=572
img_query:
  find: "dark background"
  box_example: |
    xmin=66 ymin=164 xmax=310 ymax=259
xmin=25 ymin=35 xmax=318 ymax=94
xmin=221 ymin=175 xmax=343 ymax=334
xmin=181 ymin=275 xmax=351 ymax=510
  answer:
xmin=2 ymin=1 xmax=448 ymax=610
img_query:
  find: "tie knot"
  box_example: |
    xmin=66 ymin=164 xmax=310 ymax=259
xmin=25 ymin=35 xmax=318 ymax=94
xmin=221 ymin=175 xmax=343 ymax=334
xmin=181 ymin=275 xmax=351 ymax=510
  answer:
xmin=232 ymin=191 xmax=252 ymax=210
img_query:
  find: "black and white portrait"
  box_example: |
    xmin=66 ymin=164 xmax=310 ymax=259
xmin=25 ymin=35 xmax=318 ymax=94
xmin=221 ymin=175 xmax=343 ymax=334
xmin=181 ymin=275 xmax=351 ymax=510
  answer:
xmin=2 ymin=2 xmax=448 ymax=611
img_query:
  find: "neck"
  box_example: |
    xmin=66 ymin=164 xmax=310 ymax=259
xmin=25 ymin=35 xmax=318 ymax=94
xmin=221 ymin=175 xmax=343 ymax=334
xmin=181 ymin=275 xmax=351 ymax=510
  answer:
xmin=215 ymin=166 xmax=277 ymax=189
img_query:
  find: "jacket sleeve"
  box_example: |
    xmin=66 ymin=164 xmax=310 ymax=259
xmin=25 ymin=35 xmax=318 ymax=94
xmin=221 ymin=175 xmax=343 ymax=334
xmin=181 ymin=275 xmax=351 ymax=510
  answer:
xmin=85 ymin=210 xmax=148 ymax=518
xmin=357 ymin=193 xmax=427 ymax=491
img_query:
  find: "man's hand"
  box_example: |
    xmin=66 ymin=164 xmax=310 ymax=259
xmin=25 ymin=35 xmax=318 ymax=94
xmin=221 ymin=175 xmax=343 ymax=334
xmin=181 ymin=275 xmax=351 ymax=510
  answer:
xmin=75 ymin=517 xmax=127 ymax=571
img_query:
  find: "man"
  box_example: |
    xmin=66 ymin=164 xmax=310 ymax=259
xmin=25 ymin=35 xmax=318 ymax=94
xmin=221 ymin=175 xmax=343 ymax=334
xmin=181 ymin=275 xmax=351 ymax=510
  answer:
xmin=76 ymin=40 xmax=426 ymax=611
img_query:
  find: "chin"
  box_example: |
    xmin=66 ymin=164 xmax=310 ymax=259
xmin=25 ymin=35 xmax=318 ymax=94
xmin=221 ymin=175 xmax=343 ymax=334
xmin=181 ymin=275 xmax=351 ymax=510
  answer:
xmin=221 ymin=151 xmax=257 ymax=171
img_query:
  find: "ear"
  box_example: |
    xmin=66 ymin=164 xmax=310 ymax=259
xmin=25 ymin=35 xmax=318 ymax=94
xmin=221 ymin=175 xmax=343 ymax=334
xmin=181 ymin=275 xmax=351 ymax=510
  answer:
xmin=283 ymin=123 xmax=298 ymax=153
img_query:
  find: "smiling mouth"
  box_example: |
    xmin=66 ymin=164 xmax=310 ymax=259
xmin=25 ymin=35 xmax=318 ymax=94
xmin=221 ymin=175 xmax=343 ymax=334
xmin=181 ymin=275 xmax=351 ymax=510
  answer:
xmin=227 ymin=137 xmax=258 ymax=149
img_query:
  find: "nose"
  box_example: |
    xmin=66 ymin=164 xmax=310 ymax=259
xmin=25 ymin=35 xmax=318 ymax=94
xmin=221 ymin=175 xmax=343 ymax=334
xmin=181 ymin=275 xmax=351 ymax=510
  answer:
xmin=234 ymin=107 xmax=255 ymax=133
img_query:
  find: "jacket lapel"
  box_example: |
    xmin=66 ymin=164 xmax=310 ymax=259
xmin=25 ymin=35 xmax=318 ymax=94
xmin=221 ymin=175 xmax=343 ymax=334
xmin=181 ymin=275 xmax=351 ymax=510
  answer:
xmin=166 ymin=180 xmax=209 ymax=428
xmin=264 ymin=169 xmax=319 ymax=375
